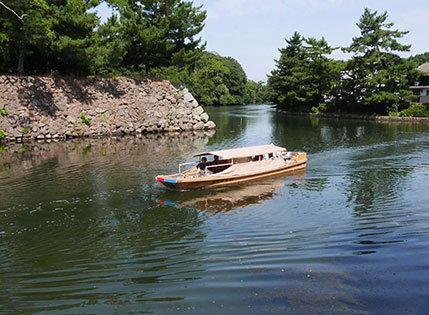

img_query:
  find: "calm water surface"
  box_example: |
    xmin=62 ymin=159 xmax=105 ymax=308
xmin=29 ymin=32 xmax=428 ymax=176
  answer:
xmin=1 ymin=105 xmax=429 ymax=314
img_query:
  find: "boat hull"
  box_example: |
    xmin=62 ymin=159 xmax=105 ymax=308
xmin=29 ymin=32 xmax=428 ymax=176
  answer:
xmin=157 ymin=160 xmax=307 ymax=190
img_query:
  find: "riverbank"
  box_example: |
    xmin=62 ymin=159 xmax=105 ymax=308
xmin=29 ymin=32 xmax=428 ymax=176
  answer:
xmin=0 ymin=75 xmax=216 ymax=144
xmin=278 ymin=110 xmax=429 ymax=123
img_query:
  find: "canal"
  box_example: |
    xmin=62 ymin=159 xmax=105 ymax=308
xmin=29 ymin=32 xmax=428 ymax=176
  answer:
xmin=1 ymin=104 xmax=429 ymax=313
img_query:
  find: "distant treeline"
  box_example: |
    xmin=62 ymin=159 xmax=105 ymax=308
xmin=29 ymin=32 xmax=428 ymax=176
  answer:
xmin=267 ymin=8 xmax=429 ymax=116
xmin=0 ymin=0 xmax=267 ymax=106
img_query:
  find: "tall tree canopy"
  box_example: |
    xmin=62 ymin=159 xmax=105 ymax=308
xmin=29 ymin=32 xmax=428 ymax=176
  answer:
xmin=342 ymin=8 xmax=418 ymax=114
xmin=189 ymin=52 xmax=248 ymax=106
xmin=0 ymin=0 xmax=99 ymax=75
xmin=408 ymin=52 xmax=429 ymax=66
xmin=106 ymin=0 xmax=206 ymax=75
xmin=0 ymin=0 xmax=206 ymax=76
xmin=244 ymin=80 xmax=271 ymax=105
xmin=268 ymin=32 xmax=308 ymax=111
xmin=89 ymin=13 xmax=126 ymax=75
xmin=268 ymin=32 xmax=341 ymax=112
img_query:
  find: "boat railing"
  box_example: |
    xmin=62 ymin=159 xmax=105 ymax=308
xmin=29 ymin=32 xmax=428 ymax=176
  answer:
xmin=206 ymin=163 xmax=232 ymax=170
xmin=179 ymin=162 xmax=196 ymax=173
xmin=179 ymin=162 xmax=233 ymax=173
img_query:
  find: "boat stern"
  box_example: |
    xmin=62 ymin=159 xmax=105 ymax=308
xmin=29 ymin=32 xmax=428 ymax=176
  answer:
xmin=295 ymin=152 xmax=307 ymax=163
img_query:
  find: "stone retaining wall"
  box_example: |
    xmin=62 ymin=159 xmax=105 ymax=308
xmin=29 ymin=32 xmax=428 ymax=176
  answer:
xmin=0 ymin=76 xmax=216 ymax=143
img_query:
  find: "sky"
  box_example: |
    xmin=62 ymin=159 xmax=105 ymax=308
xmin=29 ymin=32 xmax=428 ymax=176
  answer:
xmin=97 ymin=0 xmax=429 ymax=82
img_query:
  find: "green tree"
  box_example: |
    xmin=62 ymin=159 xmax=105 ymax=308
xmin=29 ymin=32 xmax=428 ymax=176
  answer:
xmin=268 ymin=32 xmax=308 ymax=111
xmin=268 ymin=32 xmax=340 ymax=112
xmin=0 ymin=0 xmax=99 ymax=75
xmin=244 ymin=80 xmax=260 ymax=104
xmin=89 ymin=14 xmax=126 ymax=75
xmin=111 ymin=0 xmax=206 ymax=75
xmin=0 ymin=0 xmax=52 ymax=74
xmin=189 ymin=52 xmax=231 ymax=106
xmin=408 ymin=52 xmax=429 ymax=67
xmin=221 ymin=56 xmax=247 ymax=105
xmin=304 ymin=37 xmax=341 ymax=112
xmin=188 ymin=52 xmax=250 ymax=106
xmin=244 ymin=80 xmax=271 ymax=104
xmin=48 ymin=0 xmax=100 ymax=74
xmin=342 ymin=8 xmax=418 ymax=114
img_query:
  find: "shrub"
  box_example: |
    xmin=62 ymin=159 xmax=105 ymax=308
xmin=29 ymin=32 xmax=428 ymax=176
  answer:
xmin=0 ymin=130 xmax=4 ymax=138
xmin=22 ymin=127 xmax=29 ymax=134
xmin=398 ymin=103 xmax=429 ymax=117
xmin=80 ymin=113 xmax=91 ymax=126
xmin=311 ymin=103 xmax=328 ymax=114
xmin=0 ymin=109 xmax=8 ymax=116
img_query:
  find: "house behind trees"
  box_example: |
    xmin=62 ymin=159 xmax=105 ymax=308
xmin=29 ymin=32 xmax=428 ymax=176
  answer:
xmin=411 ymin=62 xmax=429 ymax=104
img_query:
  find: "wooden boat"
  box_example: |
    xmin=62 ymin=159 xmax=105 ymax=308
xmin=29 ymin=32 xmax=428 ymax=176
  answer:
xmin=156 ymin=143 xmax=307 ymax=190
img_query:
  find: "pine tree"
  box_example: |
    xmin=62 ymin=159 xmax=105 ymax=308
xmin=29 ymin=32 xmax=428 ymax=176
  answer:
xmin=268 ymin=32 xmax=340 ymax=112
xmin=48 ymin=0 xmax=100 ymax=74
xmin=0 ymin=0 xmax=52 ymax=74
xmin=0 ymin=0 xmax=99 ymax=75
xmin=115 ymin=0 xmax=206 ymax=75
xmin=90 ymin=14 xmax=126 ymax=75
xmin=268 ymin=32 xmax=308 ymax=111
xmin=342 ymin=8 xmax=418 ymax=114
xmin=304 ymin=37 xmax=341 ymax=112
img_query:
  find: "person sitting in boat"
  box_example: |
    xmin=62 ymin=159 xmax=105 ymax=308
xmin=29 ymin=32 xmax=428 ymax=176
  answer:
xmin=210 ymin=156 xmax=220 ymax=173
xmin=283 ymin=151 xmax=293 ymax=163
xmin=196 ymin=157 xmax=212 ymax=176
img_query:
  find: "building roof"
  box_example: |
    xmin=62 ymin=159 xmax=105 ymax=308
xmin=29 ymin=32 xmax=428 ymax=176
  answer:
xmin=193 ymin=143 xmax=286 ymax=159
xmin=410 ymin=86 xmax=429 ymax=89
xmin=417 ymin=62 xmax=429 ymax=74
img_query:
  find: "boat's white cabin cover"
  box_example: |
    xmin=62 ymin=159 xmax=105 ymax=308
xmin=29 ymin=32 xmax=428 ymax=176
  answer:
xmin=193 ymin=143 xmax=286 ymax=160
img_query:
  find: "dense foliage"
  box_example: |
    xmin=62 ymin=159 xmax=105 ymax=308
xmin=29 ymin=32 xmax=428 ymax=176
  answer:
xmin=269 ymin=8 xmax=422 ymax=115
xmin=341 ymin=8 xmax=418 ymax=114
xmin=0 ymin=0 xmax=208 ymax=76
xmin=154 ymin=52 xmax=269 ymax=106
xmin=398 ymin=103 xmax=429 ymax=117
xmin=408 ymin=52 xmax=429 ymax=66
xmin=268 ymin=32 xmax=342 ymax=112
xmin=0 ymin=0 xmax=100 ymax=75
xmin=105 ymin=0 xmax=206 ymax=75
xmin=244 ymin=80 xmax=271 ymax=105
xmin=188 ymin=52 xmax=247 ymax=106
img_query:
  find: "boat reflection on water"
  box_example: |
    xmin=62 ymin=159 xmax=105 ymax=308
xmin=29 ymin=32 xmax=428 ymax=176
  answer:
xmin=157 ymin=170 xmax=306 ymax=212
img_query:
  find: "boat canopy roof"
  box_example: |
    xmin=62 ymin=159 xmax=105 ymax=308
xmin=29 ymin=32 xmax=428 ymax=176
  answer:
xmin=193 ymin=143 xmax=286 ymax=160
